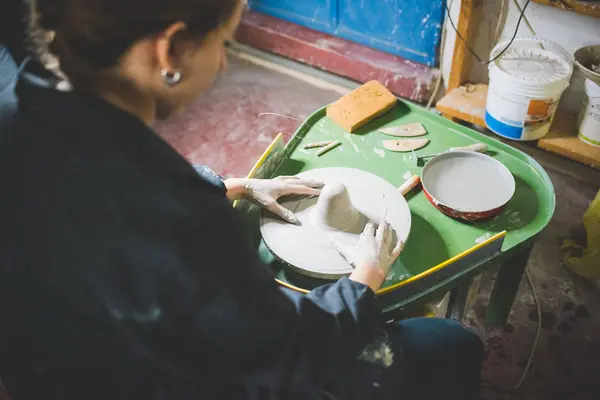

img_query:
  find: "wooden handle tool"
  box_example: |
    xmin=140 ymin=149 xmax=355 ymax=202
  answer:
xmin=317 ymin=140 xmax=341 ymax=156
xmin=303 ymin=140 xmax=333 ymax=149
xmin=398 ymin=175 xmax=421 ymax=196
xmin=420 ymin=143 xmax=489 ymax=159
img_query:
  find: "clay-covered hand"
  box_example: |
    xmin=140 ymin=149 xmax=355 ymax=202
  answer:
xmin=238 ymin=176 xmax=323 ymax=224
xmin=332 ymin=220 xmax=404 ymax=278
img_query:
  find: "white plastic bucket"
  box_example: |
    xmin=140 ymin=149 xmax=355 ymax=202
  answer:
xmin=578 ymin=78 xmax=600 ymax=147
xmin=485 ymin=38 xmax=573 ymax=141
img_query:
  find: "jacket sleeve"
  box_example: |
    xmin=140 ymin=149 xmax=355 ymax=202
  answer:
xmin=135 ymin=198 xmax=382 ymax=392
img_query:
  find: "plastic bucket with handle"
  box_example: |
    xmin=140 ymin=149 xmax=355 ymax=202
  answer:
xmin=485 ymin=37 xmax=573 ymax=141
xmin=578 ymin=78 xmax=600 ymax=147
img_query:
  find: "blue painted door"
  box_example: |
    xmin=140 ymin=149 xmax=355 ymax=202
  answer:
xmin=251 ymin=0 xmax=336 ymax=31
xmin=249 ymin=0 xmax=444 ymax=66
xmin=336 ymin=0 xmax=444 ymax=66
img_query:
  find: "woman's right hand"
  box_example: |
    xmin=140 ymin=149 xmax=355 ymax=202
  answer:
xmin=332 ymin=221 xmax=404 ymax=292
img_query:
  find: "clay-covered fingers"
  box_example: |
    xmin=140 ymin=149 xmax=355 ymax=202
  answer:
xmin=361 ymin=222 xmax=376 ymax=237
xmin=266 ymin=200 xmax=299 ymax=225
xmin=276 ymin=176 xmax=324 ymax=188
xmin=282 ymin=185 xmax=322 ymax=197
xmin=294 ymin=179 xmax=324 ymax=188
xmin=375 ymin=220 xmax=391 ymax=245
xmin=391 ymin=240 xmax=405 ymax=260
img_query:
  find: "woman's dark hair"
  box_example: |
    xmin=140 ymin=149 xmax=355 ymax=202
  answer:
xmin=32 ymin=0 xmax=240 ymax=70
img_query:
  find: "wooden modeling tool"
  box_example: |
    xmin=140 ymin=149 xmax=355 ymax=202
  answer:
xmin=304 ymin=141 xmax=334 ymax=149
xmin=420 ymin=143 xmax=488 ymax=159
xmin=398 ymin=175 xmax=421 ymax=196
xmin=317 ymin=140 xmax=341 ymax=156
xmin=404 ymin=143 xmax=488 ymax=167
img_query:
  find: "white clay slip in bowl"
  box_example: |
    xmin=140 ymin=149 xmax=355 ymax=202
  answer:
xmin=421 ymin=151 xmax=516 ymax=221
xmin=260 ymin=167 xmax=412 ymax=279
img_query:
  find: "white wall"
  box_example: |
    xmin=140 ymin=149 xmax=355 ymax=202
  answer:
xmin=441 ymin=0 xmax=600 ymax=113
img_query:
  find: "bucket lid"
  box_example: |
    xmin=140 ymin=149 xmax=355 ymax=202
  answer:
xmin=493 ymin=47 xmax=572 ymax=85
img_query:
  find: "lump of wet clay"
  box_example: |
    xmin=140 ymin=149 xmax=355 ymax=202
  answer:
xmin=311 ymin=183 xmax=366 ymax=232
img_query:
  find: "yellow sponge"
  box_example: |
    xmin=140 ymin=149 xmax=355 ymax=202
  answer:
xmin=326 ymin=81 xmax=397 ymax=132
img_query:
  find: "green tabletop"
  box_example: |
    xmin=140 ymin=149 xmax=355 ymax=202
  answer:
xmin=253 ymin=99 xmax=555 ymax=320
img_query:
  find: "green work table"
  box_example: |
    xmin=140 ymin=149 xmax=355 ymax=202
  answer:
xmin=243 ymin=100 xmax=555 ymax=326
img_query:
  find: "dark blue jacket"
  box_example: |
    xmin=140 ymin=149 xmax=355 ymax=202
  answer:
xmin=0 ymin=0 xmax=27 ymax=64
xmin=0 ymin=60 xmax=381 ymax=400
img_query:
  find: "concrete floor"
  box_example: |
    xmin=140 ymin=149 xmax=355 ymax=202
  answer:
xmin=154 ymin=56 xmax=343 ymax=178
xmin=470 ymin=168 xmax=599 ymax=400
xmin=155 ymin=55 xmax=600 ymax=400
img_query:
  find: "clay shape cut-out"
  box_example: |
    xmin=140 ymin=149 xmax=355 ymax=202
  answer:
xmin=379 ymin=123 xmax=427 ymax=137
xmin=311 ymin=183 xmax=366 ymax=233
xmin=382 ymin=138 xmax=430 ymax=152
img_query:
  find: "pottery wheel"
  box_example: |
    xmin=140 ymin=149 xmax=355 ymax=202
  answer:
xmin=259 ymin=167 xmax=412 ymax=279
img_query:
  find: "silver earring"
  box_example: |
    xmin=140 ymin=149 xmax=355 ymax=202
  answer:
xmin=161 ymin=69 xmax=182 ymax=86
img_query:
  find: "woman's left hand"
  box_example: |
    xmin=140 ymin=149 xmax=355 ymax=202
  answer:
xmin=225 ymin=176 xmax=323 ymax=224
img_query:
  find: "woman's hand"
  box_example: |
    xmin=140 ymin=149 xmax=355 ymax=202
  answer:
xmin=225 ymin=176 xmax=323 ymax=224
xmin=332 ymin=221 xmax=404 ymax=292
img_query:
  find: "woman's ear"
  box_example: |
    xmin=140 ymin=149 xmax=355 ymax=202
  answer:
xmin=155 ymin=22 xmax=188 ymax=73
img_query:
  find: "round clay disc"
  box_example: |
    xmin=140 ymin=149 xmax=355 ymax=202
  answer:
xmin=259 ymin=167 xmax=412 ymax=279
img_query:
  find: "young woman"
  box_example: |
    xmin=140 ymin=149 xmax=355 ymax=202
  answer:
xmin=0 ymin=1 xmax=483 ymax=399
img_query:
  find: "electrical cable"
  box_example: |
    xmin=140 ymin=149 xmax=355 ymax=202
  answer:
xmin=515 ymin=268 xmax=542 ymax=390
xmin=482 ymin=267 xmax=542 ymax=396
xmin=511 ymin=0 xmax=538 ymax=36
xmin=493 ymin=0 xmax=508 ymax=46
xmin=443 ymin=0 xmax=533 ymax=65
xmin=426 ymin=0 xmax=454 ymax=109
xmin=439 ymin=0 xmax=543 ymax=391
xmin=430 ymin=0 xmax=532 ymax=109
xmin=483 ymin=6 xmax=543 ymax=391
xmin=426 ymin=69 xmax=443 ymax=110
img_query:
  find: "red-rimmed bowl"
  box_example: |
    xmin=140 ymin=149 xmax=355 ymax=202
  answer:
xmin=421 ymin=151 xmax=516 ymax=222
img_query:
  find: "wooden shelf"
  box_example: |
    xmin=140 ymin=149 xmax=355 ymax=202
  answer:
xmin=532 ymin=0 xmax=600 ymax=19
xmin=436 ymin=83 xmax=600 ymax=170
xmin=538 ymin=113 xmax=600 ymax=169
xmin=436 ymin=84 xmax=487 ymax=127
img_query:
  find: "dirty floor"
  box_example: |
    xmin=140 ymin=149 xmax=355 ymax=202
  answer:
xmin=471 ymin=167 xmax=599 ymax=400
xmin=154 ymin=56 xmax=342 ymax=178
xmin=1 ymin=54 xmax=599 ymax=400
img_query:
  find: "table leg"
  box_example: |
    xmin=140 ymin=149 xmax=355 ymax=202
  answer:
xmin=485 ymin=246 xmax=533 ymax=326
xmin=447 ymin=281 xmax=471 ymax=321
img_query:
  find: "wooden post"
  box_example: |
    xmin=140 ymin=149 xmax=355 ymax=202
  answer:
xmin=447 ymin=0 xmax=477 ymax=91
